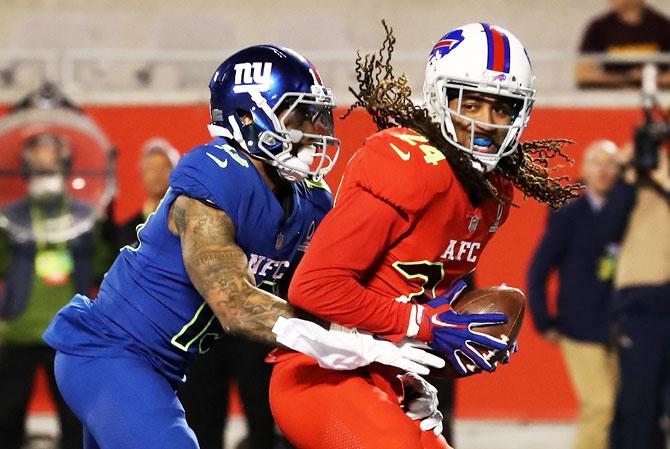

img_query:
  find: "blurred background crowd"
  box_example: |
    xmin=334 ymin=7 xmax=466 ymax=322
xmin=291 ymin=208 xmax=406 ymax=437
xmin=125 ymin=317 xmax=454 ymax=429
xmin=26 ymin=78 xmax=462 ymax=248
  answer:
xmin=0 ymin=0 xmax=669 ymax=449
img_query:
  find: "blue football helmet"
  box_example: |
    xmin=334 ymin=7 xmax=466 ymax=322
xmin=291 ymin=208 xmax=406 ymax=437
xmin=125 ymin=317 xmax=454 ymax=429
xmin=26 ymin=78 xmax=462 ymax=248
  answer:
xmin=208 ymin=45 xmax=340 ymax=182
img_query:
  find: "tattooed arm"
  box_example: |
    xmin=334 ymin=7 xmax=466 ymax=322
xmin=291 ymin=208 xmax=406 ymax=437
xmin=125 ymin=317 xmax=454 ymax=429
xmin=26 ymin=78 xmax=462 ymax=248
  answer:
xmin=165 ymin=195 xmax=445 ymax=374
xmin=168 ymin=194 xmax=294 ymax=345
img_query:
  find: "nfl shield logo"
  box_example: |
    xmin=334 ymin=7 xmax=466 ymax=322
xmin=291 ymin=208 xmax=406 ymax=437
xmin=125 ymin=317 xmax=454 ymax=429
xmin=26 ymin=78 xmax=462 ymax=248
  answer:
xmin=275 ymin=232 xmax=284 ymax=250
xmin=297 ymin=221 xmax=316 ymax=252
xmin=468 ymin=216 xmax=480 ymax=233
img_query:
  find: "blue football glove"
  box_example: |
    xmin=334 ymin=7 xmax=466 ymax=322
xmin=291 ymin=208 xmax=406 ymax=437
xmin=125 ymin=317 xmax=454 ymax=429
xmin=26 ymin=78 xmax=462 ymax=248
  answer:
xmin=414 ymin=280 xmax=508 ymax=376
xmin=500 ymin=340 xmax=519 ymax=365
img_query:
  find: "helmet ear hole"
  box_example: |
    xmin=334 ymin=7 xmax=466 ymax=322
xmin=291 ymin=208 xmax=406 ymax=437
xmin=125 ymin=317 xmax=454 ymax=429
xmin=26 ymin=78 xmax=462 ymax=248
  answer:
xmin=510 ymin=100 xmax=524 ymax=120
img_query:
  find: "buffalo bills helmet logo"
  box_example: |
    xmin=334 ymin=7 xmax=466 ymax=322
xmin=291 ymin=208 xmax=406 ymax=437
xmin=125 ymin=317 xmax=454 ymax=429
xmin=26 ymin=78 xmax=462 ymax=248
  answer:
xmin=430 ymin=30 xmax=465 ymax=59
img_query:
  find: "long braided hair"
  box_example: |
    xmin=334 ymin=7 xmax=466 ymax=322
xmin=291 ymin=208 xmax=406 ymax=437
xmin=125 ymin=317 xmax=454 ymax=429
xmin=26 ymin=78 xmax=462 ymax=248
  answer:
xmin=343 ymin=22 xmax=582 ymax=209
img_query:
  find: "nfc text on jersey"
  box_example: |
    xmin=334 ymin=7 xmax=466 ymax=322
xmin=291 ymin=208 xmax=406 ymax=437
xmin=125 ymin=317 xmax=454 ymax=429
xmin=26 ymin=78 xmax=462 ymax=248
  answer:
xmin=248 ymin=254 xmax=291 ymax=279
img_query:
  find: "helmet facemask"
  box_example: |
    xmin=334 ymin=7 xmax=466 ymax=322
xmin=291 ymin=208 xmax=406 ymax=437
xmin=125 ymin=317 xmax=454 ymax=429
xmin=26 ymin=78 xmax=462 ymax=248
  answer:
xmin=256 ymin=85 xmax=340 ymax=182
xmin=426 ymin=75 xmax=535 ymax=172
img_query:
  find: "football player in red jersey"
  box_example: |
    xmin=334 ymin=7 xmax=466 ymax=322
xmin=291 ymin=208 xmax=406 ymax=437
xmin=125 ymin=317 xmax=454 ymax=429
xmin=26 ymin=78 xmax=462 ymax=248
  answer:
xmin=269 ymin=23 xmax=580 ymax=449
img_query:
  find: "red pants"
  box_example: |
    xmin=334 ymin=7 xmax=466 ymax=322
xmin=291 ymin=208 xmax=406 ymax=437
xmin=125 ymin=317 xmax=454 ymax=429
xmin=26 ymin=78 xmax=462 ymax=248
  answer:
xmin=269 ymin=354 xmax=452 ymax=449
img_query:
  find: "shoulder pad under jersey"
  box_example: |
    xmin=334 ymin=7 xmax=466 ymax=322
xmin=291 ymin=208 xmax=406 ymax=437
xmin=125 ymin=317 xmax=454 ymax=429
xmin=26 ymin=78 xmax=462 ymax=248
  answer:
xmin=346 ymin=127 xmax=455 ymax=214
xmin=296 ymin=178 xmax=333 ymax=212
xmin=169 ymin=139 xmax=256 ymax=229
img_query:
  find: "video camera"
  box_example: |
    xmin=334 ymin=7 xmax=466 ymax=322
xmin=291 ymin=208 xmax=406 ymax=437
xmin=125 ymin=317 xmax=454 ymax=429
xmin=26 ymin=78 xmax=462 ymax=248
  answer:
xmin=634 ymin=64 xmax=670 ymax=171
xmin=634 ymin=113 xmax=669 ymax=170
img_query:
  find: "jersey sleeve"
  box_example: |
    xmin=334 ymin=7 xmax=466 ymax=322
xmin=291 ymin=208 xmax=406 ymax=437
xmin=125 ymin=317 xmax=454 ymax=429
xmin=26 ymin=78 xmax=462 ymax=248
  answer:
xmin=287 ymin=128 xmax=458 ymax=342
xmin=288 ymin=186 xmax=415 ymax=342
xmin=345 ymin=128 xmax=454 ymax=215
xmin=169 ymin=142 xmax=252 ymax=232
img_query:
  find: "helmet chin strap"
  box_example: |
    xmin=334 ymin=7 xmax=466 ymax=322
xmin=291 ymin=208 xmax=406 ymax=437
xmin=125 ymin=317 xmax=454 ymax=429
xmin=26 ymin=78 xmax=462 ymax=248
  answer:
xmin=209 ymin=122 xmax=308 ymax=181
xmin=208 ymin=123 xmax=233 ymax=139
xmin=470 ymin=159 xmax=486 ymax=173
xmin=208 ymin=119 xmax=249 ymax=151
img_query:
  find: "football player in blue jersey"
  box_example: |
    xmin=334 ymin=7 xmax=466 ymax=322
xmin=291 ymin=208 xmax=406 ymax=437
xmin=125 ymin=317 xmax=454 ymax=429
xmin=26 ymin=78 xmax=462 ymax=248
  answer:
xmin=42 ymin=45 xmax=444 ymax=449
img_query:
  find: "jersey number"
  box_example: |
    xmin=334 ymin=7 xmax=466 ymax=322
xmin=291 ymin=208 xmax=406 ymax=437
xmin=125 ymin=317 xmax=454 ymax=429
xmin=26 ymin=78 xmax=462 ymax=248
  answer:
xmin=170 ymin=282 xmax=278 ymax=354
xmin=171 ymin=302 xmax=217 ymax=354
xmin=392 ymin=134 xmax=446 ymax=166
xmin=392 ymin=260 xmax=445 ymax=301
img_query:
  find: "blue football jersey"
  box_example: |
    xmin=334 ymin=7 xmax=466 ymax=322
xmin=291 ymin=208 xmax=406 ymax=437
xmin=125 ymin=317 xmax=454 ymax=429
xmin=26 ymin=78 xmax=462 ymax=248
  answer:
xmin=44 ymin=137 xmax=332 ymax=383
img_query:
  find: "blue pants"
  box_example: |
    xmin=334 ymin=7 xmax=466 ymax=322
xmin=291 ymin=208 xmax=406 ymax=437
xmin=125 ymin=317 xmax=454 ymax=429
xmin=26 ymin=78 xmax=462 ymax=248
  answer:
xmin=54 ymin=351 xmax=199 ymax=449
xmin=610 ymin=286 xmax=670 ymax=449
xmin=611 ymin=313 xmax=670 ymax=449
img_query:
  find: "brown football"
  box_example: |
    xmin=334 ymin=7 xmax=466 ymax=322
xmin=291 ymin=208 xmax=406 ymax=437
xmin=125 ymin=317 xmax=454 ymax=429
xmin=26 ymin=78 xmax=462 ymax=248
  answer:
xmin=427 ymin=285 xmax=525 ymax=379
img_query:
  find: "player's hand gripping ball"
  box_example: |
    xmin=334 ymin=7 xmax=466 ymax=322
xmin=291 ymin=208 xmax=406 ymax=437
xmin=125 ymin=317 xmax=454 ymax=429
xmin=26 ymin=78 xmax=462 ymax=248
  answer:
xmin=428 ymin=284 xmax=525 ymax=378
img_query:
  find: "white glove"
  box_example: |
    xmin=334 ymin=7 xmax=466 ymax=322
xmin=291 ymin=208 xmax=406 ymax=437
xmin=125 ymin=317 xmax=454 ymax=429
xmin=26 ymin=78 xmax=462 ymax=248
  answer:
xmin=399 ymin=372 xmax=444 ymax=435
xmin=272 ymin=317 xmax=445 ymax=374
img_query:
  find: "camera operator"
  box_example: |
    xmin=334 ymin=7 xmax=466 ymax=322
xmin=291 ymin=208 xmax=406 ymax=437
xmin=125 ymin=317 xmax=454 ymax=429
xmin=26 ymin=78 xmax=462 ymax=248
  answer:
xmin=602 ymin=100 xmax=670 ymax=448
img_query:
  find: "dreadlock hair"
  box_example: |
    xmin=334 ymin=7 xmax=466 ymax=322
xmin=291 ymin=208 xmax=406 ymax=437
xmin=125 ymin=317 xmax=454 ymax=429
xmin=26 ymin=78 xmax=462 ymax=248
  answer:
xmin=343 ymin=21 xmax=582 ymax=209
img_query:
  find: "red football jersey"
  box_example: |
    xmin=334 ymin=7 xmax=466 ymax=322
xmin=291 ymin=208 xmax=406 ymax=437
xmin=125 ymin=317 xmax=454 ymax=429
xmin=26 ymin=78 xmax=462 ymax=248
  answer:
xmin=288 ymin=127 xmax=513 ymax=342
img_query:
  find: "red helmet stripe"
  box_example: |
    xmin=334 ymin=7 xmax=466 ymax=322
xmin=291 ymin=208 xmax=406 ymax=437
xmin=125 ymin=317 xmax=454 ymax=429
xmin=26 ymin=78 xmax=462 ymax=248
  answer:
xmin=482 ymin=23 xmax=510 ymax=73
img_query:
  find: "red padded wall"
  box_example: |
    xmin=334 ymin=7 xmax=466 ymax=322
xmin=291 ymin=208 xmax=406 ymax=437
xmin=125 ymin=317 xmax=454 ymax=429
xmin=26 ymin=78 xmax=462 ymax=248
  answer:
xmin=0 ymin=104 xmax=640 ymax=419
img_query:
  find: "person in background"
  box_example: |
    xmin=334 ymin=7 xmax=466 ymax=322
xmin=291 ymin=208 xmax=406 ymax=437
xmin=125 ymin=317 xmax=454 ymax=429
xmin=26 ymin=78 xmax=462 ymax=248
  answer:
xmin=528 ymin=140 xmax=620 ymax=449
xmin=0 ymin=133 xmax=113 ymax=449
xmin=603 ymin=141 xmax=670 ymax=449
xmin=117 ymin=137 xmax=180 ymax=248
xmin=576 ymin=0 xmax=670 ymax=89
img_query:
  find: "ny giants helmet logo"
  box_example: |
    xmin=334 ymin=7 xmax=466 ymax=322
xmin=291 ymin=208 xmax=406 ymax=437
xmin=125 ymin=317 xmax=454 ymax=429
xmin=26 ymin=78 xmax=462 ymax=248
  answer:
xmin=233 ymin=62 xmax=273 ymax=93
xmin=429 ymin=30 xmax=465 ymax=59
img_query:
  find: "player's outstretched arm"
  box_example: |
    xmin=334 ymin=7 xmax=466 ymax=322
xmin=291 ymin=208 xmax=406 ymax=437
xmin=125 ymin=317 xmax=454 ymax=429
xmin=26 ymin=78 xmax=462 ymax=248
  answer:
xmin=169 ymin=194 xmax=292 ymax=345
xmin=166 ymin=194 xmax=444 ymax=374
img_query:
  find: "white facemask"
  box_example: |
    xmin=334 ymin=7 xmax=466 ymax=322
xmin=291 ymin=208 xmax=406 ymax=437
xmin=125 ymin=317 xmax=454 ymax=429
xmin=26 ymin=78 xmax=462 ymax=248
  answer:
xmin=275 ymin=145 xmax=317 ymax=182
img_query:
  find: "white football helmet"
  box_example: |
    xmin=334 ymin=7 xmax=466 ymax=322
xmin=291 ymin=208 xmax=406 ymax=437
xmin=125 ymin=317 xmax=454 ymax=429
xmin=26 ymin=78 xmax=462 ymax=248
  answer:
xmin=423 ymin=23 xmax=536 ymax=172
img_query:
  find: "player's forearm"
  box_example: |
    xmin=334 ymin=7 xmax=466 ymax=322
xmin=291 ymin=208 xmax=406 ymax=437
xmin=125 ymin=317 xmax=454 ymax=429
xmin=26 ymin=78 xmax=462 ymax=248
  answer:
xmin=287 ymin=188 xmax=415 ymax=342
xmin=289 ymin=270 xmax=413 ymax=343
xmin=209 ymin=283 xmax=294 ymax=345
xmin=185 ymin=246 xmax=295 ymax=345
xmin=173 ymin=195 xmax=295 ymax=345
